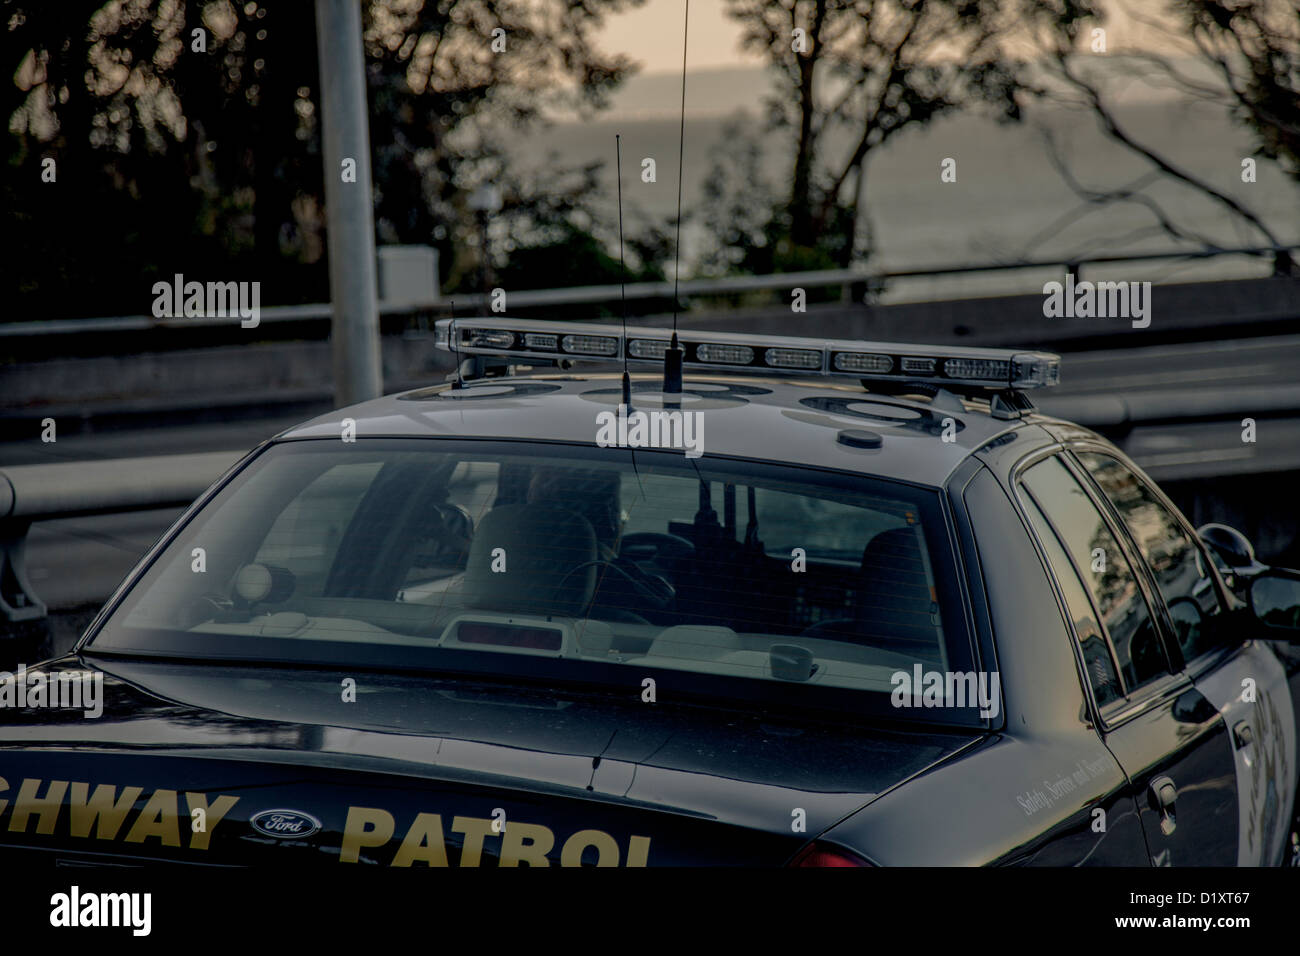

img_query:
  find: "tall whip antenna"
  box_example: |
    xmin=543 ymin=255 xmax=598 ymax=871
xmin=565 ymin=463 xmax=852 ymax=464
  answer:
xmin=617 ymin=134 xmax=632 ymax=410
xmin=663 ymin=0 xmax=689 ymax=396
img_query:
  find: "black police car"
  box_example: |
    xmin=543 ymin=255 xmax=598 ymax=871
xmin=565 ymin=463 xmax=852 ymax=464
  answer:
xmin=3 ymin=320 xmax=1299 ymax=866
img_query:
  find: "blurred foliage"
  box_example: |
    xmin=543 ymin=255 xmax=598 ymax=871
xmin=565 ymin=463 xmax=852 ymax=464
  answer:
xmin=1 ymin=0 xmax=650 ymax=321
xmin=1181 ymin=0 xmax=1298 ymax=182
xmin=698 ymin=0 xmax=1099 ymax=276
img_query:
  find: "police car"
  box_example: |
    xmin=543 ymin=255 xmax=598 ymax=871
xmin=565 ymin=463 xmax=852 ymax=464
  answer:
xmin=3 ymin=320 xmax=1300 ymax=867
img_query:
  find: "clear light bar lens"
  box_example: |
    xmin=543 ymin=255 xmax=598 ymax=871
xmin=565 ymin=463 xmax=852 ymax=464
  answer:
xmin=833 ymin=352 xmax=893 ymax=373
xmin=1013 ymin=357 xmax=1061 ymax=387
xmin=697 ymin=343 xmax=754 ymax=364
xmin=628 ymin=338 xmax=669 ymax=359
xmin=765 ymin=348 xmax=823 ymax=369
xmin=944 ymin=358 xmax=1009 ymax=381
xmin=467 ymin=329 xmax=514 ymax=349
xmin=524 ymin=332 xmax=559 ymax=350
xmin=561 ymin=334 xmax=619 ymax=356
xmin=901 ymin=357 xmax=936 ymax=374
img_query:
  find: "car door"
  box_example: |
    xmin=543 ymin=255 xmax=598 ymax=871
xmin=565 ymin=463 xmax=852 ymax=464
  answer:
xmin=1073 ymin=447 xmax=1298 ymax=866
xmin=1015 ymin=453 xmax=1239 ymax=866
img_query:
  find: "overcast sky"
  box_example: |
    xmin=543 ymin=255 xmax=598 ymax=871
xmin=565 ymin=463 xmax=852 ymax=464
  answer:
xmin=596 ymin=0 xmax=1183 ymax=75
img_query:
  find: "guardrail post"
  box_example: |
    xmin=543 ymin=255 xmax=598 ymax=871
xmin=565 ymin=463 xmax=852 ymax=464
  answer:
xmin=0 ymin=519 xmax=46 ymax=622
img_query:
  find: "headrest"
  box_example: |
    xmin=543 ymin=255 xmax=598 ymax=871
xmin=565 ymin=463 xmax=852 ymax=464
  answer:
xmin=856 ymin=526 xmax=938 ymax=635
xmin=525 ymin=466 xmax=621 ymax=550
xmin=461 ymin=504 xmax=597 ymax=617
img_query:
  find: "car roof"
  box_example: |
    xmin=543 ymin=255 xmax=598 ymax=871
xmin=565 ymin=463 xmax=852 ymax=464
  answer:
xmin=279 ymin=371 xmax=1049 ymax=487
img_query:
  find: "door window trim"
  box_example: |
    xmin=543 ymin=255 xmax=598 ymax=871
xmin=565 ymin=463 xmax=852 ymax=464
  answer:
xmin=1063 ymin=443 xmax=1239 ymax=678
xmin=1009 ymin=447 xmax=1190 ymax=730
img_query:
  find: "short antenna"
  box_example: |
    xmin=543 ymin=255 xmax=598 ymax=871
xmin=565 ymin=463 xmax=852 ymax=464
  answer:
xmin=663 ymin=0 xmax=689 ymax=397
xmin=616 ymin=134 xmax=632 ymax=411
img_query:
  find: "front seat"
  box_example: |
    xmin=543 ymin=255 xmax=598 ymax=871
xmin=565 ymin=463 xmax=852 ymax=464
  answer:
xmin=801 ymin=526 xmax=943 ymax=660
xmin=460 ymin=503 xmax=598 ymax=617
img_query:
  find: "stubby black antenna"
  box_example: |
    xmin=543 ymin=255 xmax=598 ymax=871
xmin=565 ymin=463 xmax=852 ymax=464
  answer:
xmin=663 ymin=0 xmax=689 ymax=397
xmin=616 ymin=134 xmax=632 ymax=410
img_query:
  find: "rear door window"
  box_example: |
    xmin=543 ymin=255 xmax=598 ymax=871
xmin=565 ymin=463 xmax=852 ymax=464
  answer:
xmin=1075 ymin=452 xmax=1226 ymax=663
xmin=1020 ymin=456 xmax=1171 ymax=695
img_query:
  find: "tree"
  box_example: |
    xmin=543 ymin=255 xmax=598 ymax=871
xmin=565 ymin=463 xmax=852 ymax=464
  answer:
xmin=2 ymin=0 xmax=645 ymax=320
xmin=1025 ymin=0 xmax=1297 ymax=273
xmin=719 ymin=0 xmax=1097 ymax=269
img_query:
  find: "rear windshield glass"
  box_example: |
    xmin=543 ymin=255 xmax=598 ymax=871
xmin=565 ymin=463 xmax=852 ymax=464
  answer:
xmin=89 ymin=439 xmax=975 ymax=720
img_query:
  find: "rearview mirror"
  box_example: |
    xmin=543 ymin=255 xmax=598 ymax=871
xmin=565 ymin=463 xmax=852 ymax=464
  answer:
xmin=1248 ymin=569 xmax=1300 ymax=636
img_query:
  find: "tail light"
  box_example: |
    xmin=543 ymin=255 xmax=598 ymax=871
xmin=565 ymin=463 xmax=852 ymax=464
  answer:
xmin=788 ymin=842 xmax=873 ymax=867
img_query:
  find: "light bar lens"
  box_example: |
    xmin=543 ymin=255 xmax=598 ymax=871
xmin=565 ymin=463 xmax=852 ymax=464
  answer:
xmin=1013 ymin=357 xmax=1061 ymax=387
xmin=765 ymin=348 xmax=823 ymax=369
xmin=697 ymin=343 xmax=754 ymax=364
xmin=944 ymin=358 xmax=1009 ymax=381
xmin=524 ymin=332 xmax=559 ymax=350
xmin=628 ymin=338 xmax=669 ymax=360
xmin=561 ymin=334 xmax=618 ymax=356
xmin=467 ymin=329 xmax=514 ymax=349
xmin=432 ymin=320 xmax=1060 ymax=390
xmin=834 ymin=352 xmax=893 ymax=373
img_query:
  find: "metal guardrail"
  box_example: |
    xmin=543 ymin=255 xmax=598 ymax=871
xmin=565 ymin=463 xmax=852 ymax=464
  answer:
xmin=3 ymin=245 xmax=1294 ymax=338
xmin=0 ymin=451 xmax=244 ymax=621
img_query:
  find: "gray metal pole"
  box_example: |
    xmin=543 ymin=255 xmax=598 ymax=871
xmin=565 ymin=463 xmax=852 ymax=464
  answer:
xmin=315 ymin=0 xmax=382 ymax=407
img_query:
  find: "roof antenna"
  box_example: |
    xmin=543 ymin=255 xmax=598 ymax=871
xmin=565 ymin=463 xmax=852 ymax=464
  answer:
xmin=662 ymin=0 xmax=690 ymax=398
xmin=616 ymin=134 xmax=632 ymax=411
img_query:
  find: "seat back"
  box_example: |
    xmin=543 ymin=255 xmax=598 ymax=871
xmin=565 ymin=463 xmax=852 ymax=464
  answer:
xmin=461 ymin=503 xmax=597 ymax=617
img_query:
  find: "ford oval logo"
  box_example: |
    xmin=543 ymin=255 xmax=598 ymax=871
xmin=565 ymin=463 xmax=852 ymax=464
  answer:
xmin=250 ymin=809 xmax=321 ymax=839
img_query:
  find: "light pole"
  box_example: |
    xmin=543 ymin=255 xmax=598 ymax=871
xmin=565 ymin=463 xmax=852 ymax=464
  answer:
xmin=468 ymin=184 xmax=502 ymax=307
xmin=315 ymin=0 xmax=383 ymax=407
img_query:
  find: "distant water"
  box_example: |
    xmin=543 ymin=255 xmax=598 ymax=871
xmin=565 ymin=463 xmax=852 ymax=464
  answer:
xmin=508 ymin=67 xmax=1300 ymax=302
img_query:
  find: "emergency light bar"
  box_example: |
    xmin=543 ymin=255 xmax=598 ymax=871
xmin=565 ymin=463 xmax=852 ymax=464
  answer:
xmin=434 ymin=318 xmax=1061 ymax=389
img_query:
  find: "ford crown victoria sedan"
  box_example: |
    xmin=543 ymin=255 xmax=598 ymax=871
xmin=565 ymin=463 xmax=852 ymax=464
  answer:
xmin=2 ymin=321 xmax=1299 ymax=867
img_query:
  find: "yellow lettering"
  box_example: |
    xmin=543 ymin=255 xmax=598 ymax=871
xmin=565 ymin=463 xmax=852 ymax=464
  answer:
xmin=185 ymin=793 xmax=240 ymax=850
xmin=451 ymin=816 xmax=499 ymax=867
xmin=123 ymin=788 xmax=181 ymax=846
xmin=560 ymin=829 xmax=620 ymax=867
xmin=627 ymin=835 xmax=652 ymax=867
xmin=391 ymin=812 xmax=449 ymax=867
xmin=498 ymin=821 xmax=554 ymax=866
xmin=340 ymin=806 xmax=394 ymax=863
xmin=8 ymin=778 xmax=68 ymax=835
xmin=68 ymin=783 xmax=143 ymax=840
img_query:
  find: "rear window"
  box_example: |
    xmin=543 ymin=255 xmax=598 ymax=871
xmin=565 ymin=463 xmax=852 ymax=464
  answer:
xmin=90 ymin=439 xmax=975 ymax=720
